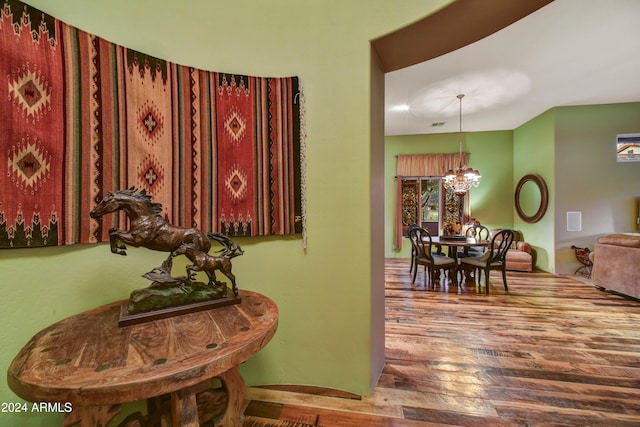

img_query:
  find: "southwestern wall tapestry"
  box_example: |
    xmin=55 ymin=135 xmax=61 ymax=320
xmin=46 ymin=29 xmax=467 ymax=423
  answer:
xmin=0 ymin=0 xmax=305 ymax=249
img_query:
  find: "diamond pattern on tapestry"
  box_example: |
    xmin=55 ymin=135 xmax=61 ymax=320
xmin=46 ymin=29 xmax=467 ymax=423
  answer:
xmin=7 ymin=136 xmax=51 ymax=194
xmin=224 ymin=106 xmax=247 ymax=146
xmin=136 ymin=99 xmax=164 ymax=145
xmin=224 ymin=165 xmax=248 ymax=202
xmin=0 ymin=0 xmax=63 ymax=249
xmin=137 ymin=154 xmax=165 ymax=196
xmin=7 ymin=63 xmax=51 ymax=123
xmin=124 ymin=51 xmax=173 ymax=223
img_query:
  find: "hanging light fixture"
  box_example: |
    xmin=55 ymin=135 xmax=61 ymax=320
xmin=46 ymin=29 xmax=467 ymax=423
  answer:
xmin=443 ymin=94 xmax=481 ymax=195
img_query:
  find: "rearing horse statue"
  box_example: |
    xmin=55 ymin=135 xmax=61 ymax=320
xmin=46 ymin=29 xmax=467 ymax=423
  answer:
xmin=91 ymin=188 xmax=244 ymax=310
xmin=90 ymin=187 xmax=213 ymax=256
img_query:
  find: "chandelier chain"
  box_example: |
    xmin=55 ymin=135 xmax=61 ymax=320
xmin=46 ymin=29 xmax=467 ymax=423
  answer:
xmin=443 ymin=93 xmax=481 ymax=195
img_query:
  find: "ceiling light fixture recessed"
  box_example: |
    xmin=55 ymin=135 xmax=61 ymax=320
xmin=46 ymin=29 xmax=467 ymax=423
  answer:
xmin=390 ymin=104 xmax=410 ymax=112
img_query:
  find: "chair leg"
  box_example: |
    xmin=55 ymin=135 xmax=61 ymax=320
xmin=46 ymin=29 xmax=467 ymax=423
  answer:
xmin=484 ymin=268 xmax=490 ymax=294
xmin=411 ymin=262 xmax=418 ymax=284
xmin=426 ymin=266 xmax=431 ymax=288
xmin=460 ymin=265 xmax=472 ymax=283
xmin=502 ymin=267 xmax=508 ymax=291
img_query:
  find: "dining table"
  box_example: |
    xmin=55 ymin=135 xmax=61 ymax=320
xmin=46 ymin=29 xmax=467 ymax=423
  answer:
xmin=431 ymin=236 xmax=491 ymax=283
xmin=431 ymin=236 xmax=490 ymax=261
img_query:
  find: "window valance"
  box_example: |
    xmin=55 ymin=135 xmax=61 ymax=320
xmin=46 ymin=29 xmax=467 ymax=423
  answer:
xmin=396 ymin=153 xmax=469 ymax=177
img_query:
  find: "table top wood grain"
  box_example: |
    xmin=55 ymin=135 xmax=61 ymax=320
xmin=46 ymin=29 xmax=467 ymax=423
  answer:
xmin=8 ymin=290 xmax=278 ymax=407
xmin=431 ymin=236 xmax=490 ymax=247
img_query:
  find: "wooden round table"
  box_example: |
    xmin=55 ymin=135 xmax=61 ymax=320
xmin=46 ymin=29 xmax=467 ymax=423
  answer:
xmin=8 ymin=290 xmax=278 ymax=427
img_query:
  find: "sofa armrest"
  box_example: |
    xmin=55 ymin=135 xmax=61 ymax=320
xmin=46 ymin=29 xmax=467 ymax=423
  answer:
xmin=516 ymin=241 xmax=531 ymax=254
xmin=598 ymin=234 xmax=640 ymax=248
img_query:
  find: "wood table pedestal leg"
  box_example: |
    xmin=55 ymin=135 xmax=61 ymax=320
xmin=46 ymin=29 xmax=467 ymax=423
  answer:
xmin=171 ymin=387 xmax=200 ymax=427
xmin=64 ymin=404 xmax=120 ymax=427
xmin=215 ymin=367 xmax=247 ymax=427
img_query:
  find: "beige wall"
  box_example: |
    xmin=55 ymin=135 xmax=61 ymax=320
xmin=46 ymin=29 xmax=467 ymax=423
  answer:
xmin=513 ymin=102 xmax=640 ymax=274
xmin=553 ymin=102 xmax=640 ymax=274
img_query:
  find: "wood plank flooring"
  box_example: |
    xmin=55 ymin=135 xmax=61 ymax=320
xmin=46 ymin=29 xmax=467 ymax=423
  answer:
xmin=242 ymin=258 xmax=640 ymax=426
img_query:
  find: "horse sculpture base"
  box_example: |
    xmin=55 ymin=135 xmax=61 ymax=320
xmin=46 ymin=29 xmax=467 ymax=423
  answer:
xmin=119 ymin=294 xmax=242 ymax=327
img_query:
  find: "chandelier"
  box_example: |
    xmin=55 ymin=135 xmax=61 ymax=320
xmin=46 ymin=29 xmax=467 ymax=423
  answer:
xmin=443 ymin=94 xmax=481 ymax=195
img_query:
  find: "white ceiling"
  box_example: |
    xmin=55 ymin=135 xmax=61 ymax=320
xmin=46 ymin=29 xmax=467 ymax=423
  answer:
xmin=384 ymin=0 xmax=640 ymax=136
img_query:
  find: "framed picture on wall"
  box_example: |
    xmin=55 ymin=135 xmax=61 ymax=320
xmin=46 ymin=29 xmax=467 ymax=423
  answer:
xmin=616 ymin=133 xmax=640 ymax=162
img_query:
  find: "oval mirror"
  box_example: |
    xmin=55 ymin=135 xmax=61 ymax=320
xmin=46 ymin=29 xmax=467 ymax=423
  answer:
xmin=515 ymin=174 xmax=548 ymax=223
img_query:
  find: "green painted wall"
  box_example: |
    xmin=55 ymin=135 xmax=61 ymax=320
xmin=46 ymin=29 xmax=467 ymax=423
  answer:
xmin=1 ymin=1 xmax=452 ymax=425
xmin=385 ymin=131 xmax=514 ymax=258
xmin=513 ymin=109 xmax=556 ymax=272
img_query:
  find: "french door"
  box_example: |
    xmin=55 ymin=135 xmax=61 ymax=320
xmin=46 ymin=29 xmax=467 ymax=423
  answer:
xmin=401 ymin=177 xmax=466 ymax=237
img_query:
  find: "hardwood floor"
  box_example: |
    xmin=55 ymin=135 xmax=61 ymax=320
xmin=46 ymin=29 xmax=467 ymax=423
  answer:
xmin=242 ymin=258 xmax=640 ymax=426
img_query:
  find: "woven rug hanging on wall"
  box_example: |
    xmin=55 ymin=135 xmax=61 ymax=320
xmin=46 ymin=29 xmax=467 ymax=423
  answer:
xmin=0 ymin=0 xmax=305 ymax=249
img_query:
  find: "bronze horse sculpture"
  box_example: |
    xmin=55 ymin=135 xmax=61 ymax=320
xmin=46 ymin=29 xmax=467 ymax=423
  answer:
xmin=90 ymin=188 xmax=213 ymax=256
xmin=172 ymin=243 xmax=241 ymax=296
xmin=90 ymin=188 xmax=242 ymax=295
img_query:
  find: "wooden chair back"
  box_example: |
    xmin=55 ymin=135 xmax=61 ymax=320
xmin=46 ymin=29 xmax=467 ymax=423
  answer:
xmin=409 ymin=227 xmax=435 ymax=263
xmin=487 ymin=229 xmax=515 ymax=264
xmin=466 ymin=224 xmax=489 ymax=241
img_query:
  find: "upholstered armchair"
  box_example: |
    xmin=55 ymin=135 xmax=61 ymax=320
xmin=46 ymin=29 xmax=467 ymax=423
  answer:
xmin=489 ymin=229 xmax=533 ymax=272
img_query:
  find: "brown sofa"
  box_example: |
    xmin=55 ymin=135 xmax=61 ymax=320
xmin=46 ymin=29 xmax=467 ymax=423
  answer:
xmin=591 ymin=233 xmax=640 ymax=299
xmin=490 ymin=229 xmax=533 ymax=272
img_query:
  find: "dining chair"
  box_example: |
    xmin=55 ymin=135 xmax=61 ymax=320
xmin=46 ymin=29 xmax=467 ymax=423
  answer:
xmin=459 ymin=224 xmax=490 ymax=258
xmin=407 ymin=223 xmax=421 ymax=277
xmin=459 ymin=228 xmax=514 ymax=294
xmin=467 ymin=224 xmax=490 ymax=240
xmin=409 ymin=227 xmax=458 ymax=288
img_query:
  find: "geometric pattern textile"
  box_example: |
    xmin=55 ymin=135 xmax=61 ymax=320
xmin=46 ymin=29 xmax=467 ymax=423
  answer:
xmin=0 ymin=0 xmax=304 ymax=248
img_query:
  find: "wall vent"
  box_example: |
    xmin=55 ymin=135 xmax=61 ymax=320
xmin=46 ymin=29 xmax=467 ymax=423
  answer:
xmin=567 ymin=211 xmax=582 ymax=232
